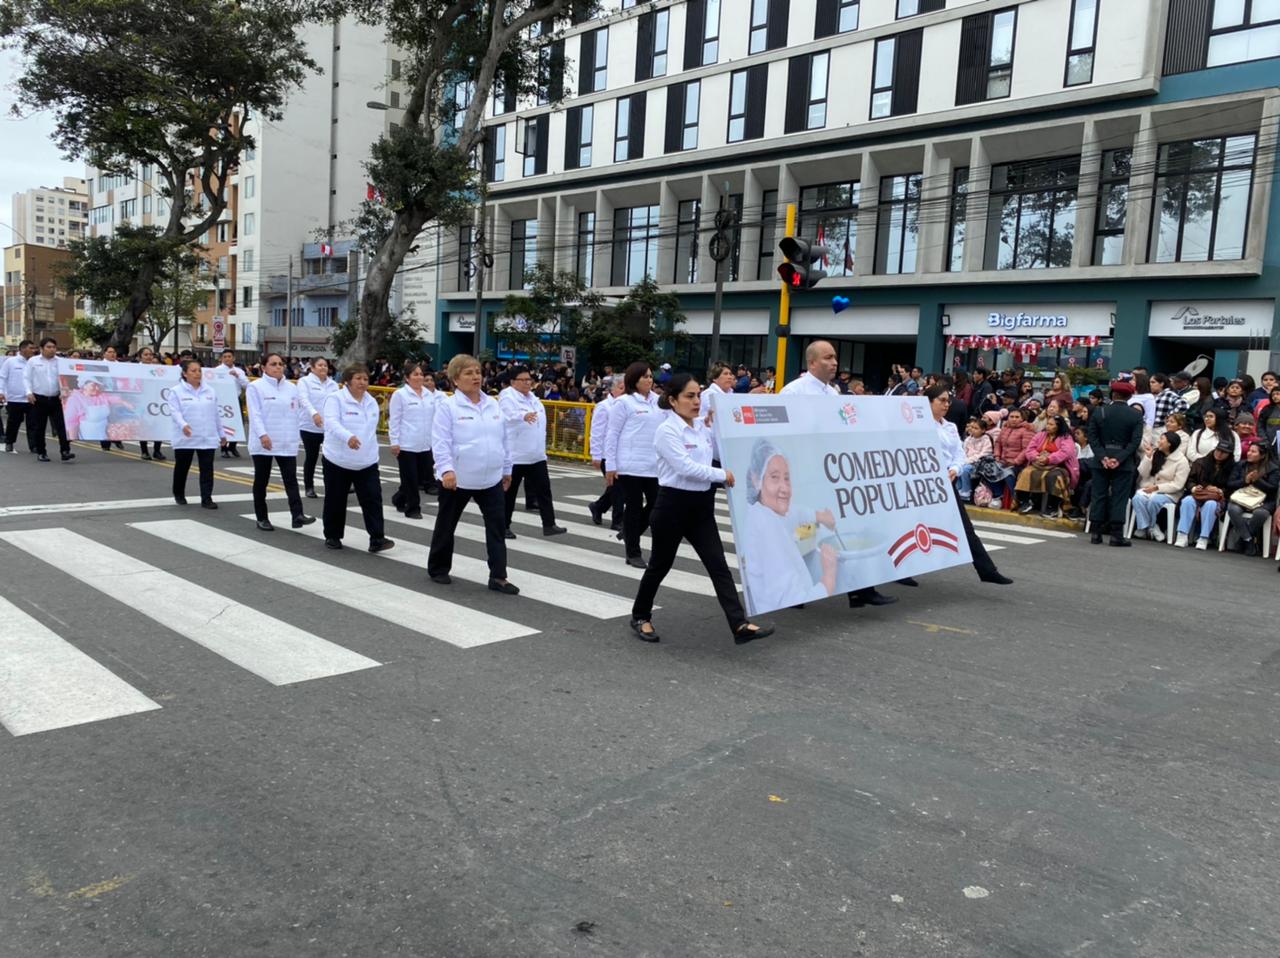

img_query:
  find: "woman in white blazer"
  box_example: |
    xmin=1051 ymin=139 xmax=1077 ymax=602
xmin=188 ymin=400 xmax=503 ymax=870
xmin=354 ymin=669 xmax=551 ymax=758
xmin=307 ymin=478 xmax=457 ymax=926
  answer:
xmin=297 ymin=356 xmax=339 ymax=498
xmin=499 ymin=365 xmax=566 ymax=537
xmin=605 ymin=362 xmax=662 ymax=569
xmin=169 ymin=359 xmax=225 ymax=508
xmin=247 ymin=353 xmax=314 ymax=532
xmin=217 ymin=348 xmax=249 ymax=458
xmin=321 ymin=364 xmax=394 ymax=553
xmin=389 ymin=361 xmax=438 ymax=520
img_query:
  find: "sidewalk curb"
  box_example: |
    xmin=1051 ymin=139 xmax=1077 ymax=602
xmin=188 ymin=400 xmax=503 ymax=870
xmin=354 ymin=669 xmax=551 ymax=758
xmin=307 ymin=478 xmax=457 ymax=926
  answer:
xmin=964 ymin=504 xmax=1084 ymax=534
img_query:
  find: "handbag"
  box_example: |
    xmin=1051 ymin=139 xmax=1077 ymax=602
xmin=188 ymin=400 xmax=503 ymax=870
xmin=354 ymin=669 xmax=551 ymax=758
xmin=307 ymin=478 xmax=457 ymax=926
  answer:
xmin=1229 ymin=485 xmax=1267 ymax=510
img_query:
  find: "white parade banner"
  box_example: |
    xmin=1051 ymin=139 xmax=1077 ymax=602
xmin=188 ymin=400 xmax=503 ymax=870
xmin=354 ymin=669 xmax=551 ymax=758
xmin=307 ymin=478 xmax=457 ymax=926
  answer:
xmin=713 ymin=393 xmax=973 ymax=617
xmin=58 ymin=359 xmax=246 ymax=443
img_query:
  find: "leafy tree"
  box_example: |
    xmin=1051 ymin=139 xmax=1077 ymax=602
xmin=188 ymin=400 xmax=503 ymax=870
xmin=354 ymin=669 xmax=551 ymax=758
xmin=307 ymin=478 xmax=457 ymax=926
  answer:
xmin=572 ymin=277 xmax=687 ymax=371
xmin=146 ymin=261 xmax=214 ymax=352
xmin=330 ymin=309 xmax=432 ymax=374
xmin=1 ymin=0 xmax=316 ymax=349
xmin=498 ymin=263 xmax=603 ymax=361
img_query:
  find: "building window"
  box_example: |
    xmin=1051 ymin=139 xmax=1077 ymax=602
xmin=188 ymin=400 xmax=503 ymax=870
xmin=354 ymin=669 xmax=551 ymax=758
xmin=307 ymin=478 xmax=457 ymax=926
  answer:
xmin=799 ymin=181 xmax=859 ymax=279
xmin=870 ymin=30 xmax=922 ymax=119
xmin=947 ymin=166 xmax=969 ymax=272
xmin=816 ymin=0 xmax=859 ymax=35
xmin=875 ymin=173 xmax=921 ymax=275
xmin=142 ymin=195 xmax=152 ymax=215
xmin=727 ymin=65 xmax=768 ymax=143
xmin=614 ymin=94 xmax=645 ymax=162
xmin=243 ymin=286 xmax=254 ymax=307
xmin=897 ymin=0 xmax=944 ymax=17
xmin=243 ymin=213 xmax=255 ymax=236
xmin=521 ymin=116 xmax=548 ymax=176
xmin=119 ymin=198 xmax=136 ymax=221
xmin=579 ymin=27 xmax=608 ymax=94
xmin=242 ymin=249 xmax=255 ymax=272
xmin=458 ymin=226 xmax=474 ymax=291
xmin=785 ymin=52 xmax=829 ymax=133
xmin=488 ymin=124 xmax=507 ymax=182
xmin=636 ymin=9 xmax=669 ymax=80
xmin=683 ymin=0 xmax=721 ymax=67
xmin=665 ymin=81 xmax=700 ymax=153
xmin=703 ymin=0 xmax=721 ymax=63
xmin=749 ymin=0 xmax=769 ymax=53
xmin=390 ymin=59 xmax=401 ymax=79
xmin=611 ymin=205 xmax=661 ymax=286
xmin=1209 ymin=0 xmax=1280 ymax=67
xmin=243 ymin=175 xmax=256 ymax=199
xmin=576 ymin=211 xmax=595 ymax=286
xmin=1150 ymin=134 xmax=1256 ymax=263
xmin=985 ymin=155 xmax=1080 ymax=270
xmin=565 ymin=105 xmax=593 ymax=170
xmin=956 ymin=8 xmax=1017 ymax=105
xmin=510 ymin=219 xmax=537 ymax=289
xmin=756 ymin=189 xmax=779 ymax=280
xmin=673 ymin=199 xmax=700 ymax=284
xmin=216 ymin=222 xmax=230 ymax=243
xmin=317 ymin=307 xmax=339 ymax=327
xmin=1065 ymin=0 xmax=1099 ymax=85
xmin=1093 ymin=148 xmax=1131 ymax=265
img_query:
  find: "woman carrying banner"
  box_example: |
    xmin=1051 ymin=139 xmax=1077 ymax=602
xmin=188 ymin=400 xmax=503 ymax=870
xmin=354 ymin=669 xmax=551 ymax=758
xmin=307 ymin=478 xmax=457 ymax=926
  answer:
xmin=137 ymin=346 xmax=165 ymax=461
xmin=169 ymin=359 xmax=224 ymax=508
xmin=321 ymin=364 xmax=394 ymax=553
xmin=298 ymin=356 xmax=338 ymax=498
xmin=605 ymin=362 xmax=662 ymax=569
xmin=247 ymin=352 xmax=315 ymax=532
xmin=926 ymin=382 xmax=1014 ymax=585
xmin=629 ymin=373 xmax=775 ymax=645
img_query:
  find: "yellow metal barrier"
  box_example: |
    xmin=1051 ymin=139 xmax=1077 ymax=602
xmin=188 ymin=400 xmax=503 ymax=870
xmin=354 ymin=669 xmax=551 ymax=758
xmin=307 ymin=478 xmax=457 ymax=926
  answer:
xmin=542 ymin=400 xmax=593 ymax=461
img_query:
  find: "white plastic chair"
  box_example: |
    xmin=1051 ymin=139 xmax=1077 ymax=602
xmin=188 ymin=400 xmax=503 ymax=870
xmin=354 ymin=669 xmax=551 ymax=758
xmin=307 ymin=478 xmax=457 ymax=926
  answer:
xmin=1218 ymin=512 xmax=1274 ymax=557
xmin=1126 ymin=500 xmax=1176 ymax=544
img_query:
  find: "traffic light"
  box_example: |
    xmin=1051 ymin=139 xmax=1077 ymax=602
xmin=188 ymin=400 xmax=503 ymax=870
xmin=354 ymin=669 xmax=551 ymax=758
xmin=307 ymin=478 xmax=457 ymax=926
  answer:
xmin=777 ymin=237 xmax=831 ymax=289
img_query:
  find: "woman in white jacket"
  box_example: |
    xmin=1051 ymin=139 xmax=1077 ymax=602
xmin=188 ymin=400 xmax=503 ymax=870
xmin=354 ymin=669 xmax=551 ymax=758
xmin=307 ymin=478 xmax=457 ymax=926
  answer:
xmin=605 ymin=362 xmax=662 ymax=569
xmin=297 ymin=356 xmax=338 ymax=498
xmin=389 ymin=362 xmax=438 ymax=520
xmin=169 ymin=359 xmax=225 ymax=507
xmin=1131 ymin=431 xmax=1191 ymax=541
xmin=247 ymin=353 xmax=315 ymax=532
xmin=322 ymin=364 xmax=394 ymax=553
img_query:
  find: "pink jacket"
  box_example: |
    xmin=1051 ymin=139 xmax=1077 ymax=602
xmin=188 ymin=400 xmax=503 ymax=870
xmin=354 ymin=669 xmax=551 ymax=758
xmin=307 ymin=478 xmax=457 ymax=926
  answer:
xmin=963 ymin=434 xmax=993 ymax=463
xmin=995 ymin=421 xmax=1036 ymax=467
xmin=1024 ymin=431 xmax=1080 ymax=487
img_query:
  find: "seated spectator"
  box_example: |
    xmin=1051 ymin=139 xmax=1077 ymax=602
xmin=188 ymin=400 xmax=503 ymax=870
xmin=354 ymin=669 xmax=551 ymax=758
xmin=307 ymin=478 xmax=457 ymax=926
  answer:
xmin=1216 ymin=378 xmax=1248 ymax=426
xmin=1088 ymin=388 xmax=1106 ymax=407
xmin=1163 ymin=411 xmax=1191 ymax=450
xmin=1070 ymin=399 xmax=1091 ymax=431
xmin=1224 ymin=441 xmax=1279 ymax=556
xmin=1175 ymin=440 xmax=1235 ymax=549
xmin=1014 ymin=415 xmax=1078 ymax=518
xmin=1256 ymin=385 xmax=1280 ymax=450
xmin=1045 ymin=374 xmax=1074 ymax=408
xmin=1234 ymin=412 xmax=1259 ymax=455
xmin=1187 ymin=406 xmax=1239 ymax=461
xmin=982 ymin=408 xmax=1005 ymax=446
xmin=1033 ymin=398 xmax=1067 ymax=433
xmin=987 ymin=407 xmax=1036 ymax=500
xmin=1131 ymin=431 xmax=1191 ymax=542
xmin=1247 ymin=370 xmax=1278 ymax=410
xmin=1071 ymin=425 xmax=1094 ymax=518
xmin=957 ymin=417 xmax=994 ymax=503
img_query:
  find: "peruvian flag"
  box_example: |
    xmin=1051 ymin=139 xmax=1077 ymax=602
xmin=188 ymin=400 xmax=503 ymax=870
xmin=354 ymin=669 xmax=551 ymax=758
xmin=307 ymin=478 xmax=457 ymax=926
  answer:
xmin=815 ymin=224 xmax=831 ymax=267
xmin=366 ymin=183 xmax=385 ymax=204
xmin=843 ymin=233 xmax=854 ymax=274
xmin=320 ymin=242 xmax=333 ymax=258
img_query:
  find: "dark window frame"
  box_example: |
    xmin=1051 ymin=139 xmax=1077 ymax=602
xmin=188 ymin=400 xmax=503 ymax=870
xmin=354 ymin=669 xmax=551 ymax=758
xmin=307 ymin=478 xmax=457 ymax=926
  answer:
xmin=673 ymin=198 xmax=701 ymax=284
xmin=756 ymin=189 xmax=779 ymax=281
xmin=896 ymin=0 xmax=944 ymax=19
xmin=576 ymin=211 xmax=595 ymax=286
xmin=874 ymin=172 xmax=922 ymax=275
xmin=1092 ymin=147 xmax=1131 ymax=265
xmin=1148 ymin=133 xmax=1258 ymax=264
xmin=869 ymin=29 xmax=921 ymax=119
xmin=509 ymin=218 xmax=538 ymax=290
xmin=611 ymin=204 xmax=662 ymax=286
xmin=1064 ymin=0 xmax=1101 ymax=86
xmin=798 ymin=181 xmax=861 ymax=280
xmin=956 ymin=7 xmax=1018 ymax=105
xmin=984 ymin=155 xmax=1081 ymax=270
xmin=947 ymin=166 xmax=970 ymax=272
xmin=1207 ymin=0 xmax=1280 ymax=66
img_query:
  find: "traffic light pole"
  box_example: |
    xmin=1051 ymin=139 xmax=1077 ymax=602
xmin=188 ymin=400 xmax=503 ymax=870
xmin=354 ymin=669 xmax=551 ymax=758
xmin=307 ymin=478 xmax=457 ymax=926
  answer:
xmin=774 ymin=203 xmax=797 ymax=392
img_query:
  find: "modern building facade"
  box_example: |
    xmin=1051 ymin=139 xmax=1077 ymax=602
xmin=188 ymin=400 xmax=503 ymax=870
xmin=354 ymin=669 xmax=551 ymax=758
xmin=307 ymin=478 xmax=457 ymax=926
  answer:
xmin=433 ymin=0 xmax=1280 ymax=386
xmin=10 ymin=177 xmax=88 ymax=252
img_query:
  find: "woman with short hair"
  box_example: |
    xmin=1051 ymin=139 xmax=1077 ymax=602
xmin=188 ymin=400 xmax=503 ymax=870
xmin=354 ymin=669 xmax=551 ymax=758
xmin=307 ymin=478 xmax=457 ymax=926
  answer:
xmin=247 ymin=352 xmax=314 ymax=532
xmin=297 ymin=356 xmax=338 ymax=498
xmin=169 ymin=359 xmax=224 ymax=508
xmin=321 ymin=364 xmax=394 ymax=552
xmin=605 ymin=362 xmax=662 ymax=569
xmin=389 ymin=361 xmax=439 ymax=520
xmin=136 ymin=346 xmax=165 ymax=460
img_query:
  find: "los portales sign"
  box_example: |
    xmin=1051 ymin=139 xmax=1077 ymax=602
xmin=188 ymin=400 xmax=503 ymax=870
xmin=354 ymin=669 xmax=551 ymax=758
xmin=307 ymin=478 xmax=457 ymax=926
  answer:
xmin=1148 ymin=300 xmax=1276 ymax=339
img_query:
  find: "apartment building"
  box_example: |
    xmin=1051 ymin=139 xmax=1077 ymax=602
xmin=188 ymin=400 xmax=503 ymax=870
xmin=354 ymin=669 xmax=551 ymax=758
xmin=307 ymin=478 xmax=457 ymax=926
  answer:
xmin=2 ymin=244 xmax=77 ymax=348
xmin=10 ymin=177 xmax=88 ymax=252
xmin=433 ymin=0 xmax=1280 ymax=384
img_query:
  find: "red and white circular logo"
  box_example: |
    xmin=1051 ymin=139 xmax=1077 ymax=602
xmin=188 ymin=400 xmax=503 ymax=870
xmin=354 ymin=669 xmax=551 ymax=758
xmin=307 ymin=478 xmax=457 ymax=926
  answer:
xmin=914 ymin=524 xmax=933 ymax=553
xmin=900 ymin=402 xmax=915 ymax=423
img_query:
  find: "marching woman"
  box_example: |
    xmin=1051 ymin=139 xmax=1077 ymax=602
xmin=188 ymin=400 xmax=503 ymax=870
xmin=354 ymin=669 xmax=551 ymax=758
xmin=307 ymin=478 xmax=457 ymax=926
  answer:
xmin=587 ymin=375 xmax=626 ymax=531
xmin=419 ymin=371 xmax=441 ymax=495
xmin=629 ymin=373 xmax=775 ymax=645
xmin=499 ymin=365 xmax=567 ymax=538
xmin=247 ymin=352 xmax=315 ymax=531
xmin=427 ymin=354 xmax=518 ymax=594
xmin=297 ymin=355 xmax=339 ymax=498
xmin=137 ymin=346 xmax=165 ymax=460
xmin=926 ymin=382 xmax=1014 ymax=585
xmin=605 ymin=362 xmax=662 ymax=569
xmin=217 ymin=348 xmax=249 ymax=459
xmin=169 ymin=359 xmax=225 ymax=508
xmin=321 ymin=364 xmax=394 ymax=552
xmin=389 ymin=361 xmax=438 ymax=520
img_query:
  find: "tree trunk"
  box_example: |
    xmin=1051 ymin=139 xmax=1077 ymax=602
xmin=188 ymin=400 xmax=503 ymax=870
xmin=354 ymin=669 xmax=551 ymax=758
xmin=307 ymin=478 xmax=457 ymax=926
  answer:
xmin=346 ymin=206 xmax=430 ymax=364
xmin=109 ymin=258 xmax=160 ymax=354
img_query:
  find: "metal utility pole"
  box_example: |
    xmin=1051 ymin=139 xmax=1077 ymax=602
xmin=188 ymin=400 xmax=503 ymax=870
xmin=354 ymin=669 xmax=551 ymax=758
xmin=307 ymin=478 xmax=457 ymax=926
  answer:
xmin=285 ymin=253 xmax=294 ymax=363
xmin=707 ymin=204 xmax=736 ymax=372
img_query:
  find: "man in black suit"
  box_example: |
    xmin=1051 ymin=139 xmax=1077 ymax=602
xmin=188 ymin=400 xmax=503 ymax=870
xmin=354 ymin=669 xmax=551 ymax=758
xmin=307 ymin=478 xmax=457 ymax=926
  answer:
xmin=1086 ymin=379 xmax=1146 ymax=546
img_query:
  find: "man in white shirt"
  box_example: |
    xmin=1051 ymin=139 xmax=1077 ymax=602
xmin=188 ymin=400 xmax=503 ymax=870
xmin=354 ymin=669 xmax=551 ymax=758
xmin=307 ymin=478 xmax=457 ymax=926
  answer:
xmin=1 ymin=340 xmax=36 ymax=453
xmin=218 ymin=349 xmax=249 ymax=458
xmin=588 ymin=375 xmax=626 ymax=530
xmin=499 ymin=365 xmax=567 ymax=537
xmin=23 ymin=337 xmax=73 ymax=462
xmin=780 ymin=340 xmax=839 ymax=396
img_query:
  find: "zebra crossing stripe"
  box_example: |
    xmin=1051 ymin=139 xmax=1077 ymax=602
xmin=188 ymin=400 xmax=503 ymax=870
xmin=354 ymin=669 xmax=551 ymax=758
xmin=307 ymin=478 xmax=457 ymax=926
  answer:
xmin=131 ymin=519 xmax=538 ymax=646
xmin=0 ymin=494 xmax=258 ymax=520
xmin=0 ymin=594 xmax=162 ymax=737
xmin=969 ymin=519 xmax=1076 ymax=539
xmin=381 ymin=510 xmax=719 ymax=597
xmin=251 ymin=513 xmax=639 ymax=620
xmin=0 ymin=528 xmax=381 ymax=686
xmin=967 ymin=529 xmax=1044 ymax=546
xmin=563 ymin=494 xmax=735 ymax=535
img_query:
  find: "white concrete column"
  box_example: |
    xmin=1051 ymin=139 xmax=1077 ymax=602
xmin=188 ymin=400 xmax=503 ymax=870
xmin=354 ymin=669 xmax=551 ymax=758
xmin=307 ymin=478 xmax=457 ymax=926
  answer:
xmin=1122 ymin=111 xmax=1158 ymax=266
xmin=854 ymin=152 xmax=879 ymax=278
xmin=657 ymin=181 xmax=678 ymax=285
xmin=493 ymin=206 xmax=512 ymax=291
xmin=554 ymin=196 xmax=575 ymax=274
xmin=919 ymin=144 xmax=952 ymax=275
xmin=595 ymin=191 xmax=615 ymax=287
xmin=739 ymin=168 xmax=764 ymax=281
xmin=1072 ymin=120 xmax=1103 ymax=269
xmin=697 ymin=174 xmax=719 ymax=285
xmin=1245 ymin=94 xmax=1280 ymax=263
xmin=962 ymin=137 xmax=990 ymax=273
xmin=536 ymin=197 xmax=556 ymax=273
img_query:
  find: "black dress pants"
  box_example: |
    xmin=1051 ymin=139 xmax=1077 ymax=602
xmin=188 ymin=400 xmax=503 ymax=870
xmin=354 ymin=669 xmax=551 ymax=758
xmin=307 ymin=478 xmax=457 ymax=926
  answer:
xmin=505 ymin=460 xmax=557 ymax=530
xmin=592 ymin=460 xmax=624 ymax=527
xmin=393 ymin=449 xmax=431 ymax=514
xmin=28 ymin=395 xmax=70 ymax=455
xmin=322 ymin=458 xmax=385 ymax=544
xmin=631 ymin=487 xmax=745 ymax=632
xmin=300 ymin=431 xmax=324 ymax=490
xmin=952 ymin=482 xmax=1000 ymax=579
xmin=620 ymin=474 xmax=659 ymax=558
xmin=3 ymin=401 xmax=32 ymax=449
xmin=173 ymin=448 xmax=215 ymax=501
xmin=1090 ymin=465 xmax=1136 ymax=534
xmin=139 ymin=441 xmax=162 ymax=457
xmin=428 ymin=481 xmax=507 ymax=579
xmin=252 ymin=453 xmax=305 ymax=521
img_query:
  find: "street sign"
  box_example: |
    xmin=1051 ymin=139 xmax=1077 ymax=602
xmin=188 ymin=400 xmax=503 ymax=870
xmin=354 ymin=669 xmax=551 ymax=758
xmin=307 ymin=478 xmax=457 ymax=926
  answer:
xmin=212 ymin=318 xmax=226 ymax=350
xmin=560 ymin=346 xmax=576 ymax=367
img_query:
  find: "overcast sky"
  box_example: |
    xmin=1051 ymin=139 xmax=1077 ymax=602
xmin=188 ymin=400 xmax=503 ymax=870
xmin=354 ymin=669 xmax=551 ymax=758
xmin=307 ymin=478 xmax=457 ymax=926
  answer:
xmin=0 ymin=48 xmax=85 ymax=247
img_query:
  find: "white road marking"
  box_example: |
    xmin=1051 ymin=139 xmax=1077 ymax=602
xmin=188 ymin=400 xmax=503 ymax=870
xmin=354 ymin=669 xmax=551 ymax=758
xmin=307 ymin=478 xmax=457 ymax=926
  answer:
xmin=249 ymin=513 xmax=638 ymax=620
xmin=0 ymin=528 xmax=381 ymax=686
xmin=130 ymin=519 xmax=538 ymax=646
xmin=969 ymin=519 xmax=1077 ymax=539
xmin=0 ymin=494 xmax=259 ymax=519
xmin=564 ymin=494 xmax=735 ymax=533
xmin=0 ymin=594 xmax=161 ymax=736
xmin=968 ymin=529 xmax=1045 ymax=546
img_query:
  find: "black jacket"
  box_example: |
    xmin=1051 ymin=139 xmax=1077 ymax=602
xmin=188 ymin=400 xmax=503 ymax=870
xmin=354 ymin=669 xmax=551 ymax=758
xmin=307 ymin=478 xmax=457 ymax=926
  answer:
xmin=1226 ymin=458 xmax=1280 ymax=503
xmin=1257 ymin=402 xmax=1280 ymax=449
xmin=1184 ymin=453 xmax=1235 ymax=495
xmin=1086 ymin=400 xmax=1145 ymax=469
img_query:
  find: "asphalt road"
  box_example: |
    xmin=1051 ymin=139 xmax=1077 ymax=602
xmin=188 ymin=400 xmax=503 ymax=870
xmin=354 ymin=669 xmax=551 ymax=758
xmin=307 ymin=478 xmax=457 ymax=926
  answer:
xmin=1 ymin=437 xmax=1278 ymax=958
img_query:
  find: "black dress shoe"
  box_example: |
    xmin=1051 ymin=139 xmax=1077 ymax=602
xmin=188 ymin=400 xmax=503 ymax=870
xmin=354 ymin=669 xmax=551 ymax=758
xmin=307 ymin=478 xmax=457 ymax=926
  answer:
xmin=113 ymin=441 xmax=124 ymax=449
xmin=734 ymin=622 xmax=775 ymax=645
xmin=256 ymin=520 xmax=275 ymax=532
xmin=1090 ymin=532 xmax=1104 ymax=544
xmin=488 ymin=578 xmax=519 ymax=594
xmin=174 ymin=496 xmax=188 ymax=506
xmin=304 ymin=487 xmax=318 ymax=499
xmin=325 ymin=538 xmax=343 ymax=550
xmin=292 ymin=515 xmax=316 ymax=528
xmin=404 ymin=509 xmax=423 ymax=520
xmin=140 ymin=450 xmax=152 ymax=461
xmin=629 ymin=618 xmax=660 ymax=642
xmin=588 ymin=502 xmax=603 ymax=526
xmin=1109 ymin=537 xmax=1131 ymax=547
xmin=504 ymin=528 xmax=517 ymax=539
xmin=429 ymin=573 xmax=451 ymax=584
xmin=153 ymin=451 xmax=166 ymax=461
xmin=60 ymin=451 xmax=75 ymax=461
xmin=543 ymin=525 xmax=567 ymax=536
xmin=626 ymin=555 xmax=648 ymax=569
xmin=897 ymin=577 xmax=919 ymax=587
xmin=424 ymin=485 xmax=441 ymax=496
xmin=229 ymin=448 xmax=241 ymax=458
xmin=979 ymin=572 xmax=1015 ymax=585
xmin=369 ymin=538 xmax=396 ymax=553
xmin=848 ymin=589 xmax=897 ymax=608
xmin=36 ymin=454 xmax=50 ymax=462
xmin=221 ymin=450 xmax=231 ymax=459
xmin=201 ymin=500 xmax=218 ymax=510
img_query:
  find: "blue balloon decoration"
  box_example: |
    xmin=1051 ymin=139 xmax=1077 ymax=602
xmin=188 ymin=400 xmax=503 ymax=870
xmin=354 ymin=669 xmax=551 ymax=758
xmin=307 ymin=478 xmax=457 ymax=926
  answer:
xmin=831 ymin=295 xmax=851 ymax=314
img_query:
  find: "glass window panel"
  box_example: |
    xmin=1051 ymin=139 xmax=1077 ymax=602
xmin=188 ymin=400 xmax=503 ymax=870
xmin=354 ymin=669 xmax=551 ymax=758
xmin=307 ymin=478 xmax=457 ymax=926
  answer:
xmin=706 ymin=0 xmax=721 ymax=38
xmin=1255 ymin=0 xmax=1280 ymax=21
xmin=990 ymin=11 xmax=1016 ymax=66
xmin=1095 ymin=233 xmax=1124 ymax=265
xmin=1151 ymin=177 xmax=1184 ymax=263
xmin=992 ymin=195 xmax=1018 ymax=269
xmin=874 ymin=38 xmax=895 ymax=86
xmin=1213 ymin=167 xmax=1252 ymax=259
xmin=1224 ymin=133 xmax=1257 ymax=165
xmin=899 ymin=0 xmax=919 ymax=15
xmin=1213 ymin=0 xmax=1246 ymax=29
xmin=870 ymin=91 xmax=891 ymax=118
xmin=1178 ymin=171 xmax=1217 ymax=262
xmin=685 ymin=82 xmax=700 ymax=124
xmin=730 ymin=73 xmax=746 ymax=113
xmin=839 ymin=2 xmax=859 ymax=31
xmin=808 ymin=103 xmax=826 ymax=128
xmin=1071 ymin=0 xmax=1097 ymax=45
xmin=1066 ymin=52 xmax=1093 ymax=84
xmin=810 ymin=53 xmax=829 ymax=99
xmin=1015 ymin=196 xmax=1050 ymax=268
xmin=1100 ymin=182 xmax=1128 ymax=231
xmin=1050 ymin=194 xmax=1077 ymax=267
xmin=728 ymin=117 xmax=745 ymax=141
xmin=987 ymin=68 xmax=1012 ymax=99
xmin=1211 ymin=22 xmax=1280 ymax=65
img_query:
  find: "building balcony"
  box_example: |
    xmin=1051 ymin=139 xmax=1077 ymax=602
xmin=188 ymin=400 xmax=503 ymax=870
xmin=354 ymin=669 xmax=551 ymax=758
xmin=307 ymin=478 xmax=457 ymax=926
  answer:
xmin=266 ymin=273 xmax=353 ymax=296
